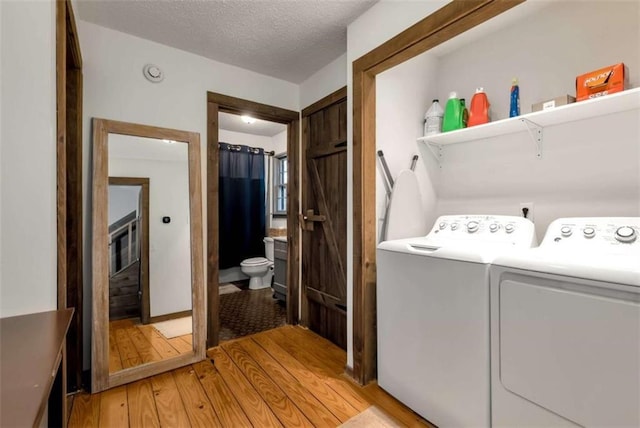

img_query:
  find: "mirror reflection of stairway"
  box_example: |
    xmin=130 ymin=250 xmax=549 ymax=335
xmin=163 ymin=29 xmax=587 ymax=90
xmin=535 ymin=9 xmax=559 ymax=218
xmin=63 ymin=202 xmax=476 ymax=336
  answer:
xmin=109 ymin=210 xmax=141 ymax=321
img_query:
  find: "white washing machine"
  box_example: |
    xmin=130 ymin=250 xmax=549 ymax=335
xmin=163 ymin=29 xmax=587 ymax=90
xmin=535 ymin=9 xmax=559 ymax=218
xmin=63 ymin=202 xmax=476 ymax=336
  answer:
xmin=377 ymin=215 xmax=537 ymax=427
xmin=490 ymin=217 xmax=640 ymax=427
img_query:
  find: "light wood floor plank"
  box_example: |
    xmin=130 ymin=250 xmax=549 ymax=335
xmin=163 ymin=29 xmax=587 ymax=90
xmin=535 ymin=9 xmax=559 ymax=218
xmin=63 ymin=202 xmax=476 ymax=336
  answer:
xmin=168 ymin=336 xmax=193 ymax=354
xmin=83 ymin=326 xmax=432 ymax=428
xmin=108 ymin=328 xmax=124 ymax=373
xmin=209 ymin=347 xmax=283 ymax=427
xmin=223 ymin=341 xmax=314 ymax=427
xmin=362 ymin=382 xmax=435 ymax=428
xmin=149 ymin=372 xmax=191 ymax=428
xmin=252 ymin=333 xmax=359 ymax=422
xmin=137 ymin=324 xmax=180 ymax=360
xmin=98 ymin=385 xmax=129 ymax=428
xmin=68 ymin=392 xmax=100 ymax=428
xmin=172 ymin=365 xmax=222 ymax=427
xmin=127 ymin=378 xmax=161 ymax=428
xmin=126 ymin=325 xmax=163 ymax=364
xmin=192 ymin=360 xmax=252 ymax=427
xmin=265 ymin=328 xmax=371 ymax=412
xmin=285 ymin=325 xmax=346 ymax=373
xmin=241 ymin=338 xmax=342 ymax=427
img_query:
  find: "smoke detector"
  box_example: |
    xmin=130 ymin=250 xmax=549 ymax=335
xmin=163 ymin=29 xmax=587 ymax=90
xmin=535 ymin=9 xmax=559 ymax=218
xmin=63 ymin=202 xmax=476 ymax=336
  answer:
xmin=143 ymin=64 xmax=164 ymax=83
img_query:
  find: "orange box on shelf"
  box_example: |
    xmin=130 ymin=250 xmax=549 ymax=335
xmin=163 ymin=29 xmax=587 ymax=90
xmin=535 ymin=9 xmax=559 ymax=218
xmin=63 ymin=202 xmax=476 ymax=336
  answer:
xmin=576 ymin=63 xmax=628 ymax=101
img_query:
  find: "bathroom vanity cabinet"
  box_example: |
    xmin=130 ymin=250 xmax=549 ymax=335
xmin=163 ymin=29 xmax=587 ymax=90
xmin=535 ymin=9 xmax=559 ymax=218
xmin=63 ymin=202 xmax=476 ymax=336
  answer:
xmin=273 ymin=238 xmax=287 ymax=302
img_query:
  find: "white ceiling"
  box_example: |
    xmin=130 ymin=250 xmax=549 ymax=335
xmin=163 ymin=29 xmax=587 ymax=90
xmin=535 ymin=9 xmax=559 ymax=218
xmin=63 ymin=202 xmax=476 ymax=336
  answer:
xmin=76 ymin=0 xmax=377 ymax=84
xmin=219 ymin=112 xmax=287 ymax=137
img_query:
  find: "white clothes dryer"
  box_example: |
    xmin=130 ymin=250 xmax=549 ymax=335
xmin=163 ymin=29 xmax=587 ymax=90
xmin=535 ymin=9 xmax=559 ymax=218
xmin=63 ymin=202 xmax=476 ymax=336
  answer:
xmin=490 ymin=217 xmax=640 ymax=427
xmin=377 ymin=215 xmax=537 ymax=427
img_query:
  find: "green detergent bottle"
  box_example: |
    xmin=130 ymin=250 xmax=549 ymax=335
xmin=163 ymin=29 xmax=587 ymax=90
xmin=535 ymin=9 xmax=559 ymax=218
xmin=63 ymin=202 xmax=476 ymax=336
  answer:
xmin=442 ymin=91 xmax=464 ymax=132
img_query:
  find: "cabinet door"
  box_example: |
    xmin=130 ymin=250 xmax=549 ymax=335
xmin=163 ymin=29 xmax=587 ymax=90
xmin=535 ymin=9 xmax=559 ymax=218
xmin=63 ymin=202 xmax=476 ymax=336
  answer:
xmin=301 ymin=96 xmax=347 ymax=349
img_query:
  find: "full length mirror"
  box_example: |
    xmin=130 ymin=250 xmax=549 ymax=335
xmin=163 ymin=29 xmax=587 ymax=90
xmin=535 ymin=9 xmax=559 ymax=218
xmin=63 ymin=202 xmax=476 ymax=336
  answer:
xmin=92 ymin=119 xmax=204 ymax=392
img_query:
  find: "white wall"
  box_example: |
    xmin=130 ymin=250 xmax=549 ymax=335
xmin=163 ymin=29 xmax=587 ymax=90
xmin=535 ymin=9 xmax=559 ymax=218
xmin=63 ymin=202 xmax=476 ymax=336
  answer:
xmin=80 ymin=20 xmax=300 ymax=367
xmin=376 ymin=52 xmax=440 ymax=240
xmin=436 ymin=1 xmax=640 ymax=121
xmin=300 ymin=53 xmax=347 ymax=108
xmin=345 ymin=0 xmax=450 ymax=369
xmin=0 ymin=1 xmax=57 ymax=318
xmin=108 ymin=186 xmax=140 ymax=225
xmin=109 ymin=152 xmax=192 ymax=317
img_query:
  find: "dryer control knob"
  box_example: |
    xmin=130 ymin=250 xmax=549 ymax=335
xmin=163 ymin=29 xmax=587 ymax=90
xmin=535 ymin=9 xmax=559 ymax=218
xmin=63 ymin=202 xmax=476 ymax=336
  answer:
xmin=489 ymin=223 xmax=499 ymax=233
xmin=467 ymin=221 xmax=479 ymax=233
xmin=615 ymin=226 xmax=637 ymax=243
xmin=561 ymin=226 xmax=572 ymax=237
xmin=583 ymin=227 xmax=596 ymax=239
xmin=451 ymin=223 xmax=459 ymax=231
xmin=439 ymin=222 xmax=447 ymax=230
xmin=505 ymin=224 xmax=515 ymax=234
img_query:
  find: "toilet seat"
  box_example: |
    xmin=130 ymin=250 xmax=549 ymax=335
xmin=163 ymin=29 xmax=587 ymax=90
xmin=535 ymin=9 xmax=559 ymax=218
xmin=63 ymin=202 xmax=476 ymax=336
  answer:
xmin=240 ymin=257 xmax=270 ymax=266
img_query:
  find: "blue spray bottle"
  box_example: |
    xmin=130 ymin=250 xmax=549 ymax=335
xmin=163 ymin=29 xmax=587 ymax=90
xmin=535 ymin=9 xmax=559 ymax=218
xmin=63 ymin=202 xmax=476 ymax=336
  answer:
xmin=509 ymin=78 xmax=520 ymax=117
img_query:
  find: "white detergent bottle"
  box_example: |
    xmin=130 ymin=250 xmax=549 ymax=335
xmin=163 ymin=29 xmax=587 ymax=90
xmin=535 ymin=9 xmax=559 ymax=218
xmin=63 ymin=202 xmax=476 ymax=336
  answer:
xmin=424 ymin=99 xmax=444 ymax=136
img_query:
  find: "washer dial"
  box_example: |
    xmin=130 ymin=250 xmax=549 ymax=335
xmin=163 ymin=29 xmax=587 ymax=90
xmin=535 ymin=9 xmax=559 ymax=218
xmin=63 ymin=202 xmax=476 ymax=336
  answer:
xmin=439 ymin=222 xmax=447 ymax=230
xmin=560 ymin=226 xmax=572 ymax=237
xmin=505 ymin=224 xmax=515 ymax=234
xmin=615 ymin=226 xmax=637 ymax=243
xmin=583 ymin=227 xmax=596 ymax=239
xmin=467 ymin=221 xmax=479 ymax=233
xmin=451 ymin=223 xmax=459 ymax=231
xmin=489 ymin=223 xmax=499 ymax=233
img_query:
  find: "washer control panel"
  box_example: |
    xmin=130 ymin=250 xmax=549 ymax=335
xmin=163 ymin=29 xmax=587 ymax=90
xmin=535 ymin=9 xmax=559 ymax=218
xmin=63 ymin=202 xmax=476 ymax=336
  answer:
xmin=428 ymin=215 xmax=536 ymax=246
xmin=543 ymin=218 xmax=640 ymax=251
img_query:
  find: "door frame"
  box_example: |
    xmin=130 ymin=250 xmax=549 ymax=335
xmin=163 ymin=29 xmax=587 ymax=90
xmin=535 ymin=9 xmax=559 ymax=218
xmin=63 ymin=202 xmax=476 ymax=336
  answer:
xmin=206 ymin=92 xmax=300 ymax=347
xmin=56 ymin=0 xmax=83 ymax=393
xmin=351 ymin=0 xmax=525 ymax=384
xmin=108 ymin=177 xmax=151 ymax=324
xmin=300 ymin=86 xmax=348 ymax=328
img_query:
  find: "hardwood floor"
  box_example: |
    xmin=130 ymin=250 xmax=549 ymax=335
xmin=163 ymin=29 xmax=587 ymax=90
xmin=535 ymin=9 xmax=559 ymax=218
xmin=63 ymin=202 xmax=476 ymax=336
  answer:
xmin=109 ymin=319 xmax=193 ymax=373
xmin=73 ymin=325 xmax=432 ymax=427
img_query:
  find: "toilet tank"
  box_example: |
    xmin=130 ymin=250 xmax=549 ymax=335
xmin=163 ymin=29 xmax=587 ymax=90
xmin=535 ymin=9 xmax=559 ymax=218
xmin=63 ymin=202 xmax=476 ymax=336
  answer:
xmin=263 ymin=237 xmax=274 ymax=261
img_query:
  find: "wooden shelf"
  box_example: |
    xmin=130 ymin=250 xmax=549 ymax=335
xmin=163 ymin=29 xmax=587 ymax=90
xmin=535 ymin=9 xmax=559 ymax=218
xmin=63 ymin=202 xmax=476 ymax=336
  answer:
xmin=418 ymin=87 xmax=640 ymax=152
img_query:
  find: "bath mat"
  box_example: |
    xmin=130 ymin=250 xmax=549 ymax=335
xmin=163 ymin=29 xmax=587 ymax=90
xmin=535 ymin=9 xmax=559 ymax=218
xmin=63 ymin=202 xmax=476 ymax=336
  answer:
xmin=152 ymin=316 xmax=192 ymax=339
xmin=219 ymin=283 xmax=242 ymax=295
xmin=340 ymin=406 xmax=401 ymax=428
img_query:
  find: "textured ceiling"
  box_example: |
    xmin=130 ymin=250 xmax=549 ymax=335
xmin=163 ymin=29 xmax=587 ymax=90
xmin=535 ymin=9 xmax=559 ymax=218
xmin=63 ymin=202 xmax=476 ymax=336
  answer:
xmin=219 ymin=112 xmax=287 ymax=137
xmin=76 ymin=0 xmax=377 ymax=83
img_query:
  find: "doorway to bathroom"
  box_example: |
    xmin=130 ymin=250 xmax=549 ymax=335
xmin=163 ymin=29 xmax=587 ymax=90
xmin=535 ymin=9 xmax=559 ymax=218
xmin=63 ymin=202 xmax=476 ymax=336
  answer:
xmin=207 ymin=93 xmax=300 ymax=347
xmin=217 ymin=115 xmax=287 ymax=341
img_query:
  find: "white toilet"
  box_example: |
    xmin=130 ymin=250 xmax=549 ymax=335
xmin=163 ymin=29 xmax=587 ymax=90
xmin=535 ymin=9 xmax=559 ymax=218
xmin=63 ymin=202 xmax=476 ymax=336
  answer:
xmin=240 ymin=237 xmax=274 ymax=290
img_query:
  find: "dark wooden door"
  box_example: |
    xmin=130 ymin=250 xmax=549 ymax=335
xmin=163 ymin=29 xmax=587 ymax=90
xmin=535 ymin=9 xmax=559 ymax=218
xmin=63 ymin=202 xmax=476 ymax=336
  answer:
xmin=301 ymin=90 xmax=347 ymax=349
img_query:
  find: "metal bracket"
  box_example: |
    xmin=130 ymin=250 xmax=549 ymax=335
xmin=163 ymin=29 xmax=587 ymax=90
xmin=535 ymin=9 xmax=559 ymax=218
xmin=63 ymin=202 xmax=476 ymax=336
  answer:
xmin=424 ymin=141 xmax=443 ymax=168
xmin=520 ymin=118 xmax=543 ymax=159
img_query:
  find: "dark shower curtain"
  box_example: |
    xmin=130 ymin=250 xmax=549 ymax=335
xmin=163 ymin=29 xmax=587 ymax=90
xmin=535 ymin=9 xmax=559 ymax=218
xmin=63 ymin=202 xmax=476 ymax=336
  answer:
xmin=219 ymin=143 xmax=266 ymax=269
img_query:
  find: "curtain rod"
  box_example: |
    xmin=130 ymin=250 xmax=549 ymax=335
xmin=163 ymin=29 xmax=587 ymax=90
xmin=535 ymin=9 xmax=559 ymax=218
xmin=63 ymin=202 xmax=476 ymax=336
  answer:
xmin=218 ymin=143 xmax=275 ymax=156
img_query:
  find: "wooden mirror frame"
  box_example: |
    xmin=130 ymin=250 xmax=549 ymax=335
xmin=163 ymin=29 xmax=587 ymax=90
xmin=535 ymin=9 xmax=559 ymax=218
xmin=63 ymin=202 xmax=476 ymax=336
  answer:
xmin=91 ymin=118 xmax=205 ymax=392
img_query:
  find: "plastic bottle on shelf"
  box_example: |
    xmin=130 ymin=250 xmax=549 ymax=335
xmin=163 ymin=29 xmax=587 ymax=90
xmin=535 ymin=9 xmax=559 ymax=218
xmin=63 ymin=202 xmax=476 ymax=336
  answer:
xmin=468 ymin=87 xmax=490 ymax=127
xmin=423 ymin=99 xmax=444 ymax=136
xmin=509 ymin=78 xmax=520 ymax=117
xmin=460 ymin=98 xmax=469 ymax=128
xmin=442 ymin=92 xmax=464 ymax=132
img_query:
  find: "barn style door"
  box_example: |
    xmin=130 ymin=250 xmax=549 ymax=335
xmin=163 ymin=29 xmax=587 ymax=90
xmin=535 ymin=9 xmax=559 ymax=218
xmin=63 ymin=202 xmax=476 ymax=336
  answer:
xmin=301 ymin=88 xmax=347 ymax=349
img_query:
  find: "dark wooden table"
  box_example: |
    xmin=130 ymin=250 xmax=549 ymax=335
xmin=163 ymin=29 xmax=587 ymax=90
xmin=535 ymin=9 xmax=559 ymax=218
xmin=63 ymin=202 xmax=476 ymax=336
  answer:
xmin=1 ymin=309 xmax=73 ymax=428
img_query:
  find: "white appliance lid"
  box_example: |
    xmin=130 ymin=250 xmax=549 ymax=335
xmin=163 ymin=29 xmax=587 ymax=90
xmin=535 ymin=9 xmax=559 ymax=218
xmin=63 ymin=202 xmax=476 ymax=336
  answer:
xmin=492 ymin=217 xmax=640 ymax=286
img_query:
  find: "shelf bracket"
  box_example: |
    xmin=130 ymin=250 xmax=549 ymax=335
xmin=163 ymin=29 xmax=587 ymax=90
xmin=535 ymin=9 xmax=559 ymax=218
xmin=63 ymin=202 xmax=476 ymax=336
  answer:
xmin=424 ymin=141 xmax=442 ymax=168
xmin=520 ymin=118 xmax=543 ymax=159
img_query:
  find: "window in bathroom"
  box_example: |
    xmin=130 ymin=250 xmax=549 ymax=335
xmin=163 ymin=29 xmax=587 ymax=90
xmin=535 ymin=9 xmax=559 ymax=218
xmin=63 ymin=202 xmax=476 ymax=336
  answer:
xmin=274 ymin=153 xmax=287 ymax=216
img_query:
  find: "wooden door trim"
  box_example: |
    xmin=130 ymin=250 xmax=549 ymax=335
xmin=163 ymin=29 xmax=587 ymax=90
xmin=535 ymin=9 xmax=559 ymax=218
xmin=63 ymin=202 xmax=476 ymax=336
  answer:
xmin=56 ymin=0 xmax=83 ymax=395
xmin=206 ymin=92 xmax=300 ymax=348
xmin=108 ymin=177 xmax=150 ymax=324
xmin=351 ymin=0 xmax=525 ymax=385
